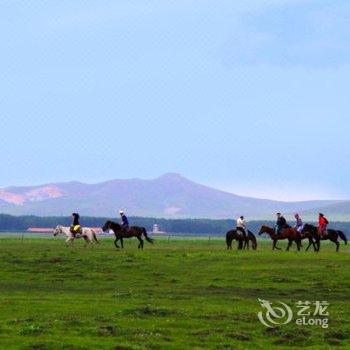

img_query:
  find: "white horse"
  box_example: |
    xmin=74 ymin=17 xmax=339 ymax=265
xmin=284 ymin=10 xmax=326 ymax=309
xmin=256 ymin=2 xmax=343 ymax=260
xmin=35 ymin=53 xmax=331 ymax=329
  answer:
xmin=53 ymin=225 xmax=99 ymax=245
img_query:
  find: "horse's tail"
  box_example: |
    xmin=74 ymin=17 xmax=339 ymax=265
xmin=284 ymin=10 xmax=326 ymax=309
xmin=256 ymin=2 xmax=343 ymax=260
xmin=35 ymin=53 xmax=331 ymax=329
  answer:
xmin=226 ymin=231 xmax=232 ymax=249
xmin=91 ymin=230 xmax=99 ymax=244
xmin=142 ymin=228 xmax=154 ymax=244
xmin=337 ymin=230 xmax=348 ymax=245
xmin=249 ymin=231 xmax=258 ymax=250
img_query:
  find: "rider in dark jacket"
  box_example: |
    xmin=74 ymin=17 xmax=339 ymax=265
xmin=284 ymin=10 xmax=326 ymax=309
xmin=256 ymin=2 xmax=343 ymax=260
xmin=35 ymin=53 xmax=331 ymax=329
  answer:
xmin=119 ymin=210 xmax=129 ymax=234
xmin=276 ymin=213 xmax=288 ymax=236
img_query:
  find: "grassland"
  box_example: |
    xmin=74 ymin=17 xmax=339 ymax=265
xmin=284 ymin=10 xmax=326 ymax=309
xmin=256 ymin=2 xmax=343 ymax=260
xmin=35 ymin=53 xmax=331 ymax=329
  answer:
xmin=0 ymin=235 xmax=349 ymax=349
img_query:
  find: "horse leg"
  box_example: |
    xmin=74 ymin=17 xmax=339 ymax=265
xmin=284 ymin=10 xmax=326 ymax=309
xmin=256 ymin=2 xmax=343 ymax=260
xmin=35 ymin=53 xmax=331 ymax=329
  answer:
xmin=114 ymin=237 xmax=120 ymax=249
xmin=245 ymin=238 xmax=249 ymax=250
xmin=274 ymin=239 xmax=281 ymax=250
xmin=296 ymin=239 xmax=301 ymax=251
xmin=136 ymin=236 xmax=142 ymax=249
xmin=305 ymin=239 xmax=311 ymax=251
xmin=286 ymin=239 xmax=292 ymax=251
xmin=66 ymin=237 xmax=74 ymax=246
xmin=120 ymin=237 xmax=124 ymax=249
xmin=335 ymin=241 xmax=340 ymax=252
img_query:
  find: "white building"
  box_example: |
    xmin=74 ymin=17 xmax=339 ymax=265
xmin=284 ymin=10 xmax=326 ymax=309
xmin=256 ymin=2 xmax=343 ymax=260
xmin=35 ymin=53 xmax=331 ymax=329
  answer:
xmin=152 ymin=224 xmax=166 ymax=235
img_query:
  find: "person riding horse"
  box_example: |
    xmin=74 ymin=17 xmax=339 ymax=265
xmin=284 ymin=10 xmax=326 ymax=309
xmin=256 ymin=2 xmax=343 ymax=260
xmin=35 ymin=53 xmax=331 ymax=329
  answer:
xmin=236 ymin=215 xmax=247 ymax=240
xmin=318 ymin=213 xmax=329 ymax=237
xmin=70 ymin=213 xmax=82 ymax=237
xmin=294 ymin=213 xmax=303 ymax=233
xmin=276 ymin=213 xmax=288 ymax=236
xmin=119 ymin=210 xmax=129 ymax=235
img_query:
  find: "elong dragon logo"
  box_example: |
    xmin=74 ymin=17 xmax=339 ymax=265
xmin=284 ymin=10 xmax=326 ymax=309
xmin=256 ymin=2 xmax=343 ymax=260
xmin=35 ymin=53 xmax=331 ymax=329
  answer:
xmin=257 ymin=299 xmax=293 ymax=327
xmin=257 ymin=298 xmax=329 ymax=329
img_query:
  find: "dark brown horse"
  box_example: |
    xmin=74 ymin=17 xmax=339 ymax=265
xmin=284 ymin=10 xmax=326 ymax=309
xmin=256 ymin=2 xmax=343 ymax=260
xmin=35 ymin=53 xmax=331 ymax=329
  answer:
xmin=226 ymin=230 xmax=257 ymax=250
xmin=102 ymin=221 xmax=154 ymax=249
xmin=258 ymin=225 xmax=301 ymax=251
xmin=302 ymin=223 xmax=347 ymax=252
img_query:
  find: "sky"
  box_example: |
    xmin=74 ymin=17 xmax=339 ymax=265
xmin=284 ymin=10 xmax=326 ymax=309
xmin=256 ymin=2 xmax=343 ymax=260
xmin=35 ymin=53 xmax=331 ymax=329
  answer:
xmin=0 ymin=0 xmax=349 ymax=201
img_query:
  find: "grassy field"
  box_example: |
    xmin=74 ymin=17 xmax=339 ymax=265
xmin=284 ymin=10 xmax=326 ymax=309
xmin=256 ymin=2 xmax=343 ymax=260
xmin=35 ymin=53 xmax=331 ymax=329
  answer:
xmin=0 ymin=235 xmax=349 ymax=350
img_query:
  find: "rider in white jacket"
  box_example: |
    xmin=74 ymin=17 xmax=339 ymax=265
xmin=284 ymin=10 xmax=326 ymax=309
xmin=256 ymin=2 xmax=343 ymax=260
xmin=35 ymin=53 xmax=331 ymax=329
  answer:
xmin=236 ymin=216 xmax=247 ymax=239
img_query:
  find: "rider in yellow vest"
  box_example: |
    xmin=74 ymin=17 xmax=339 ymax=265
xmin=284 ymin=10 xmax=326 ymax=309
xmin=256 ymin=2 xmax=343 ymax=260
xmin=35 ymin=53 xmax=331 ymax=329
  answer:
xmin=70 ymin=213 xmax=82 ymax=237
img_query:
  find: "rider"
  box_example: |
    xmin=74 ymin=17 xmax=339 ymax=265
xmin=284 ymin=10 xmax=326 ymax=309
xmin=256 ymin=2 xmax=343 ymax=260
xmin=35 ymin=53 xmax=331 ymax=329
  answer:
xmin=70 ymin=213 xmax=82 ymax=237
xmin=276 ymin=213 xmax=288 ymax=236
xmin=318 ymin=213 xmax=329 ymax=237
xmin=294 ymin=213 xmax=303 ymax=233
xmin=236 ymin=215 xmax=247 ymax=239
xmin=119 ymin=210 xmax=129 ymax=234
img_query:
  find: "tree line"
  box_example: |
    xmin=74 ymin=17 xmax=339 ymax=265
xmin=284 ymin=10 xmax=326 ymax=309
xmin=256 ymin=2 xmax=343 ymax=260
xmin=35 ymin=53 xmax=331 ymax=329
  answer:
xmin=0 ymin=214 xmax=349 ymax=236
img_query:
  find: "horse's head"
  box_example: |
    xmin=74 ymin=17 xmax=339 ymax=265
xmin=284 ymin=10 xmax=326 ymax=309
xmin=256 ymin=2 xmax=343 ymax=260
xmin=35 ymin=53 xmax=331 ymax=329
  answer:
xmin=302 ymin=223 xmax=315 ymax=234
xmin=258 ymin=225 xmax=270 ymax=236
xmin=53 ymin=225 xmax=62 ymax=236
xmin=102 ymin=220 xmax=112 ymax=232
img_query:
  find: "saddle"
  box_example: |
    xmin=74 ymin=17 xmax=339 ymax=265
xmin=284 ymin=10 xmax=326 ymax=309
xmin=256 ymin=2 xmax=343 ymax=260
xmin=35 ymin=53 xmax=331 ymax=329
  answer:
xmin=122 ymin=226 xmax=130 ymax=234
xmin=70 ymin=226 xmax=82 ymax=237
xmin=318 ymin=229 xmax=327 ymax=237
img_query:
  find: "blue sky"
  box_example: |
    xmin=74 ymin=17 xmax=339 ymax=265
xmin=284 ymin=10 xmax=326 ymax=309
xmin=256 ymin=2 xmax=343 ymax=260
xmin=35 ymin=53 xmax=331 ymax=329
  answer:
xmin=1 ymin=0 xmax=349 ymax=201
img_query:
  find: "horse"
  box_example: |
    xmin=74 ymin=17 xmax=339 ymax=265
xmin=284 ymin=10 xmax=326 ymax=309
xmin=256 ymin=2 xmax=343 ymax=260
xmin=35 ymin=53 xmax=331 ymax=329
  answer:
xmin=302 ymin=223 xmax=348 ymax=252
xmin=258 ymin=225 xmax=301 ymax=251
xmin=102 ymin=220 xmax=154 ymax=249
xmin=226 ymin=229 xmax=257 ymax=250
xmin=53 ymin=225 xmax=99 ymax=245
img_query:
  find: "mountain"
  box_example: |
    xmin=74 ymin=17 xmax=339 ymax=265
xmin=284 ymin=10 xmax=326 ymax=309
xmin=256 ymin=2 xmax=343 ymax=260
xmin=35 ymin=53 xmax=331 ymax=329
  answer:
xmin=0 ymin=173 xmax=346 ymax=219
xmin=299 ymin=201 xmax=350 ymax=221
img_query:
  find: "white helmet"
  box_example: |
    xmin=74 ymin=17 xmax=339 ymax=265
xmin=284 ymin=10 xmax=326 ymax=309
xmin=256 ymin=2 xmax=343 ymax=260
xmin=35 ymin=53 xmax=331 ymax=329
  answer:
xmin=119 ymin=210 xmax=124 ymax=215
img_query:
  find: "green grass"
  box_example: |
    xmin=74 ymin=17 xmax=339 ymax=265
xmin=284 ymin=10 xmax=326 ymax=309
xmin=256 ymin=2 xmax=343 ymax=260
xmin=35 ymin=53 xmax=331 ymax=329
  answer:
xmin=0 ymin=235 xmax=349 ymax=349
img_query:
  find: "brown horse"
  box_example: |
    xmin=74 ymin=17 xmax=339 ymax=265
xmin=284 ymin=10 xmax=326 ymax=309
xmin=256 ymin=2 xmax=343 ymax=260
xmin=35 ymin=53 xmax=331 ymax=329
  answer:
xmin=258 ymin=225 xmax=301 ymax=251
xmin=226 ymin=230 xmax=257 ymax=250
xmin=302 ymin=223 xmax=347 ymax=252
xmin=102 ymin=221 xmax=154 ymax=249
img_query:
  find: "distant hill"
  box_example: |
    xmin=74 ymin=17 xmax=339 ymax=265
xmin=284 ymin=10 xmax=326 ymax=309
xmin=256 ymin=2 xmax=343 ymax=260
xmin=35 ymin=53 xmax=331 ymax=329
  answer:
xmin=0 ymin=173 xmax=346 ymax=219
xmin=300 ymin=201 xmax=350 ymax=221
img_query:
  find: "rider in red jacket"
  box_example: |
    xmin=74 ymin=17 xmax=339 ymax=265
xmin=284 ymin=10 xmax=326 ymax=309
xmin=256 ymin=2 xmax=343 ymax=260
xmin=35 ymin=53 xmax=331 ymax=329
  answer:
xmin=318 ymin=213 xmax=329 ymax=237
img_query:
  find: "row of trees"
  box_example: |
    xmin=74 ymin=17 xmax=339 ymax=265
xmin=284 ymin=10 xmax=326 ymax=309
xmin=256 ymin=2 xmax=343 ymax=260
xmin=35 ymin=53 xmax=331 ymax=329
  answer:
xmin=0 ymin=214 xmax=349 ymax=236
